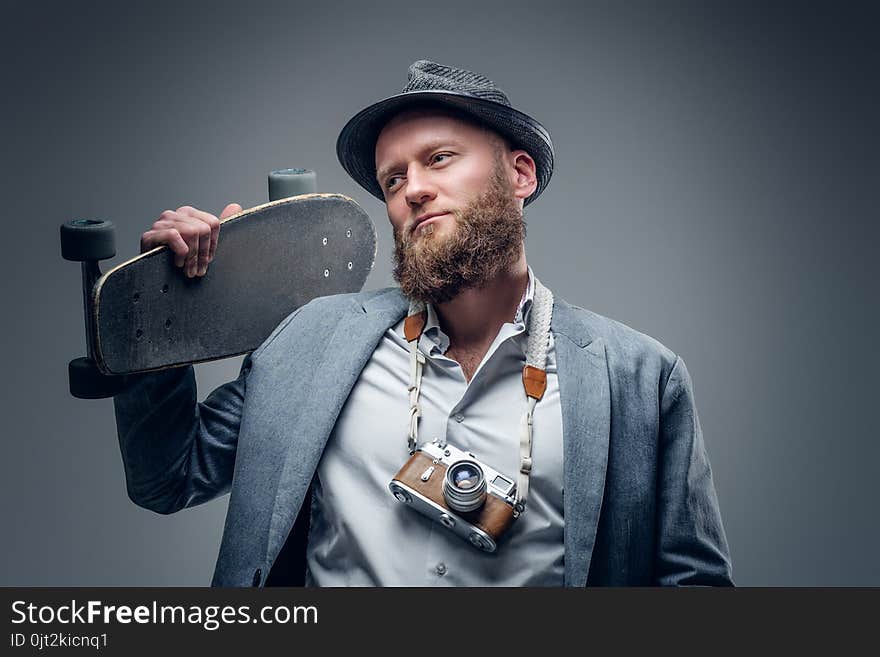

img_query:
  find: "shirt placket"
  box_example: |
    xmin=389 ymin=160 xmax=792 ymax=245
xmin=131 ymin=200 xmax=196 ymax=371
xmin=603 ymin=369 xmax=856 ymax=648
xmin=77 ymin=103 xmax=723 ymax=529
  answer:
xmin=417 ymin=318 xmax=527 ymax=585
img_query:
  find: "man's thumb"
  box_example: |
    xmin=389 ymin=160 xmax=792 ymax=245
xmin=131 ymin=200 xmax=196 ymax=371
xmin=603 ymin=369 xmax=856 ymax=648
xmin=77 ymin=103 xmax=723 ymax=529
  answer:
xmin=219 ymin=203 xmax=242 ymax=220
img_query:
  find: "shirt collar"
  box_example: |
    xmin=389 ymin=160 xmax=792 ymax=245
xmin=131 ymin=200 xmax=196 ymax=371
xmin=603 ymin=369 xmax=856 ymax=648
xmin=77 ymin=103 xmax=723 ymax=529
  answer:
xmin=421 ymin=266 xmax=536 ymax=351
xmin=515 ymin=265 xmax=536 ymax=327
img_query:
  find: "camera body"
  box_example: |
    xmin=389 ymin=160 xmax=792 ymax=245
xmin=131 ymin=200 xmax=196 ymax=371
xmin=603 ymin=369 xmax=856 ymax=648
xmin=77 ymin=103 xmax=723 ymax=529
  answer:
xmin=389 ymin=439 xmax=518 ymax=552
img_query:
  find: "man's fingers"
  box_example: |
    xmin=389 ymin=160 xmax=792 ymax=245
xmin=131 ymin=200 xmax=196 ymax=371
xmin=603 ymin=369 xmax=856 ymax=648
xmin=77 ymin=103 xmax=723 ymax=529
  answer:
xmin=219 ymin=203 xmax=242 ymax=220
xmin=184 ymin=229 xmax=200 ymax=278
xmin=186 ymin=254 xmax=197 ymax=277
xmin=166 ymin=208 xmax=208 ymax=277
xmin=142 ymin=229 xmax=189 ymax=266
xmin=197 ymin=227 xmax=211 ymax=276
xmin=142 ymin=204 xmax=237 ymax=275
xmin=208 ymin=225 xmax=219 ymax=263
xmin=186 ymin=247 xmax=198 ymax=277
xmin=177 ymin=205 xmax=220 ymax=230
xmin=182 ymin=204 xmax=230 ymax=264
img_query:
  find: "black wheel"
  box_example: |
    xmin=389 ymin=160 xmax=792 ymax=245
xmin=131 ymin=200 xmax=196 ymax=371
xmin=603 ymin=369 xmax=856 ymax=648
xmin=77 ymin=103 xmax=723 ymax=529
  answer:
xmin=60 ymin=219 xmax=116 ymax=261
xmin=68 ymin=357 xmax=127 ymax=399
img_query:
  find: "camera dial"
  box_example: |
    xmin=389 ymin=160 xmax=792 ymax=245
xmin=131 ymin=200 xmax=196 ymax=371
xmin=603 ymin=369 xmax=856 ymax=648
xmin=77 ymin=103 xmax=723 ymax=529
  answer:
xmin=469 ymin=532 xmax=495 ymax=551
xmin=390 ymin=482 xmax=412 ymax=504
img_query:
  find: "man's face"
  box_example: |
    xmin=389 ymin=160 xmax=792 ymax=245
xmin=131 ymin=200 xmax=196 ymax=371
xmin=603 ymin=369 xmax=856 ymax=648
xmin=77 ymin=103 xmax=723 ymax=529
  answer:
xmin=375 ymin=110 xmax=532 ymax=304
xmin=375 ymin=110 xmax=511 ymax=239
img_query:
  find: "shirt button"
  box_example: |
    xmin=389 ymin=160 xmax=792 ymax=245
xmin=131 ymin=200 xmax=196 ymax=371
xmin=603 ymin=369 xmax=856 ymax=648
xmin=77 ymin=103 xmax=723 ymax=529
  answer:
xmin=435 ymin=562 xmax=447 ymax=576
xmin=454 ymin=414 xmax=464 ymax=423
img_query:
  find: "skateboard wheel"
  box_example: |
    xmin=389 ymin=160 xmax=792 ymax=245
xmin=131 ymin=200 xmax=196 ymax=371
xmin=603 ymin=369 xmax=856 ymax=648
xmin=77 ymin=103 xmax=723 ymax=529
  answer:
xmin=60 ymin=219 xmax=116 ymax=262
xmin=268 ymin=168 xmax=317 ymax=201
xmin=68 ymin=357 xmax=127 ymax=399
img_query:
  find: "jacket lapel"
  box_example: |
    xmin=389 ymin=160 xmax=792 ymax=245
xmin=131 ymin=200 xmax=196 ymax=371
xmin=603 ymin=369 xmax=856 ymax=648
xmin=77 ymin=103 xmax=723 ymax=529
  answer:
xmin=266 ymin=290 xmax=409 ymax=563
xmin=552 ymin=298 xmax=611 ymax=587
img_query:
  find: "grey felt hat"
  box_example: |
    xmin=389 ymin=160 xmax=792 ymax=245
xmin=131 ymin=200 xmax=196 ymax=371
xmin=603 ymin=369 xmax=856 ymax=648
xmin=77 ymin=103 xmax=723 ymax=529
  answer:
xmin=336 ymin=59 xmax=554 ymax=206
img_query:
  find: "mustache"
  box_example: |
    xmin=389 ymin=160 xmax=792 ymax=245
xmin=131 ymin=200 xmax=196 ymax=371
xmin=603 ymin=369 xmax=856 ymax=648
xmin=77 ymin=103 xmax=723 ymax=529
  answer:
xmin=398 ymin=210 xmax=459 ymax=244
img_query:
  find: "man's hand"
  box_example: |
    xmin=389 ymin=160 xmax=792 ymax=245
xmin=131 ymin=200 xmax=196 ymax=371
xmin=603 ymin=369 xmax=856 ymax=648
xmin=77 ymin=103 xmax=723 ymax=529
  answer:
xmin=140 ymin=203 xmax=242 ymax=277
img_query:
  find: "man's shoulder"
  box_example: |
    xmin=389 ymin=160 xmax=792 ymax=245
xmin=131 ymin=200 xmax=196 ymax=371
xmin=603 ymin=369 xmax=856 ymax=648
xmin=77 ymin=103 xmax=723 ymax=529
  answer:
xmin=553 ymin=295 xmax=679 ymax=380
xmin=295 ymin=286 xmax=405 ymax=318
xmin=250 ymin=287 xmax=404 ymax=358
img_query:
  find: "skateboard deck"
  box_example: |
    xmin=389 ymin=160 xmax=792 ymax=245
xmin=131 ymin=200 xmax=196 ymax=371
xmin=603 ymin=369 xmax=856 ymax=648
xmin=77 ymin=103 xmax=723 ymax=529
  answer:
xmin=92 ymin=193 xmax=377 ymax=375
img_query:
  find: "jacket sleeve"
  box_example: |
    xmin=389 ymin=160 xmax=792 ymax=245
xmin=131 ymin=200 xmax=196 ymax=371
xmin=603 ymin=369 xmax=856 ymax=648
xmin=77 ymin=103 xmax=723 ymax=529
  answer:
xmin=112 ymin=354 xmax=252 ymax=515
xmin=654 ymin=355 xmax=734 ymax=586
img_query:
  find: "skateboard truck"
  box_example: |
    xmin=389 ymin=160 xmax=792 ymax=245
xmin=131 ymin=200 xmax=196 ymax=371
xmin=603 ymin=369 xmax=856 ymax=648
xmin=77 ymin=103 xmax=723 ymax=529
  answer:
xmin=62 ymin=168 xmax=319 ymax=399
xmin=60 ymin=218 xmax=128 ymax=399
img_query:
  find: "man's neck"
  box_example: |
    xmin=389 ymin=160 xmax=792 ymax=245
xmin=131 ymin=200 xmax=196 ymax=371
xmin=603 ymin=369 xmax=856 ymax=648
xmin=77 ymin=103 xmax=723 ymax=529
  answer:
xmin=434 ymin=250 xmax=529 ymax=351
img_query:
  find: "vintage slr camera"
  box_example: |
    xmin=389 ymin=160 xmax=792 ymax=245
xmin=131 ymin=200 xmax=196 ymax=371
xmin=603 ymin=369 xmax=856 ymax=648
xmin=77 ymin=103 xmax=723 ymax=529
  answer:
xmin=389 ymin=439 xmax=518 ymax=552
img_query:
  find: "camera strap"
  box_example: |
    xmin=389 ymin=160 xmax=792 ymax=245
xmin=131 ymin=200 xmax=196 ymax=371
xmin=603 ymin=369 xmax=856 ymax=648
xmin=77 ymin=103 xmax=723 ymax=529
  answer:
xmin=403 ymin=277 xmax=554 ymax=517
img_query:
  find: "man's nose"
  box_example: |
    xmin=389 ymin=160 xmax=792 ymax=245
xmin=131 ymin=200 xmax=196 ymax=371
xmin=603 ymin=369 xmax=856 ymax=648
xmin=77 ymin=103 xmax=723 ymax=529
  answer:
xmin=405 ymin=166 xmax=436 ymax=207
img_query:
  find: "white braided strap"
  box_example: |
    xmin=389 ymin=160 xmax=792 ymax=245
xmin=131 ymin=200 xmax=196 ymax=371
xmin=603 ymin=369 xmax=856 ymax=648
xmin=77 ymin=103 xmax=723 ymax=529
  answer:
xmin=406 ymin=298 xmax=427 ymax=454
xmin=515 ymin=277 xmax=554 ymax=516
xmin=515 ymin=396 xmax=539 ymax=517
xmin=526 ymin=278 xmax=553 ymax=370
xmin=407 ymin=340 xmax=425 ymax=454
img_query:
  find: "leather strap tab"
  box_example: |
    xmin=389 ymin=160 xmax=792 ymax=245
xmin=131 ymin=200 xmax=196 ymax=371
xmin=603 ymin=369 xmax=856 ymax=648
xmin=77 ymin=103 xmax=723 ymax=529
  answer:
xmin=522 ymin=365 xmax=547 ymax=400
xmin=404 ymin=312 xmax=426 ymax=342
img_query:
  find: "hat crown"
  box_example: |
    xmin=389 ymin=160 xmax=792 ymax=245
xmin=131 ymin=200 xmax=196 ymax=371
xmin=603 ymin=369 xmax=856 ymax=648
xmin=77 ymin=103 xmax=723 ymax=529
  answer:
xmin=336 ymin=58 xmax=553 ymax=206
xmin=402 ymin=60 xmax=512 ymax=107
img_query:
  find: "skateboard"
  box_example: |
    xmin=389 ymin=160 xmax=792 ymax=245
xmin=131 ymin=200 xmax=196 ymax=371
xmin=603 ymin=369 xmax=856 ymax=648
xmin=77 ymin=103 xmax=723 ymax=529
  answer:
xmin=61 ymin=170 xmax=377 ymax=398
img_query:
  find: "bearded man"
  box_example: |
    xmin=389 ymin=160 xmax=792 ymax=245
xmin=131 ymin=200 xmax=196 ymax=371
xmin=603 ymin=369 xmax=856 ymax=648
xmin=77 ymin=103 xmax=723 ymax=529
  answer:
xmin=116 ymin=60 xmax=733 ymax=586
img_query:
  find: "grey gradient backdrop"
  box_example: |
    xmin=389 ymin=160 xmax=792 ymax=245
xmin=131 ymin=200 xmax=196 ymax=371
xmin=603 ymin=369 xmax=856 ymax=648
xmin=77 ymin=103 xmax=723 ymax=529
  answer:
xmin=2 ymin=0 xmax=877 ymax=586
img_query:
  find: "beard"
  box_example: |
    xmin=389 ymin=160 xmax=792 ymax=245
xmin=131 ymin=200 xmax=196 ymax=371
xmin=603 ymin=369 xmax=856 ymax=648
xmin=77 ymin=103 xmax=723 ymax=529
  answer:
xmin=391 ymin=161 xmax=526 ymax=305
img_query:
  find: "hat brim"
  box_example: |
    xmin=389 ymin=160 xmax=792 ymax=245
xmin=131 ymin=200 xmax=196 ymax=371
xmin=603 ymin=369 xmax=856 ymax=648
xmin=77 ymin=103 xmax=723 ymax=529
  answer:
xmin=336 ymin=90 xmax=553 ymax=206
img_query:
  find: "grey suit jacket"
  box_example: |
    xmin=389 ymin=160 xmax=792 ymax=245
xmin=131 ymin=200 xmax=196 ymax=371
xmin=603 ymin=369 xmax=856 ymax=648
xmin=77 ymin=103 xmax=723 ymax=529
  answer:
xmin=113 ymin=287 xmax=733 ymax=586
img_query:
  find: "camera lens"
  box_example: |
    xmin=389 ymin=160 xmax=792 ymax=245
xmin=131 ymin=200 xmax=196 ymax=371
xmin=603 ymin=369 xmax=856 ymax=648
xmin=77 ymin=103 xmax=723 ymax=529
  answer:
xmin=452 ymin=464 xmax=480 ymax=489
xmin=443 ymin=460 xmax=487 ymax=512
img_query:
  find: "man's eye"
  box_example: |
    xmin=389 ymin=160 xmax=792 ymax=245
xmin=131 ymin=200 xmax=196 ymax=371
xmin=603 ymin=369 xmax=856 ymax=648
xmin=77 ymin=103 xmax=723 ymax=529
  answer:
xmin=385 ymin=176 xmax=401 ymax=190
xmin=431 ymin=153 xmax=451 ymax=164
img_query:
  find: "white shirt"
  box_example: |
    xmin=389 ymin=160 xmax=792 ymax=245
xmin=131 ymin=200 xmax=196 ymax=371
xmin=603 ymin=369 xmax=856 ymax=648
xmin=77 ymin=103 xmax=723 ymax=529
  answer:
xmin=305 ymin=268 xmax=564 ymax=586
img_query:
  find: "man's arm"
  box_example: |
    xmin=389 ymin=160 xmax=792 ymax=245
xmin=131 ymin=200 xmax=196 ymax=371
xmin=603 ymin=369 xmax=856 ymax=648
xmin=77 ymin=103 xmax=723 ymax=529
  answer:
xmin=112 ymin=355 xmax=251 ymax=515
xmin=654 ymin=355 xmax=734 ymax=586
xmin=110 ymin=200 xmax=249 ymax=514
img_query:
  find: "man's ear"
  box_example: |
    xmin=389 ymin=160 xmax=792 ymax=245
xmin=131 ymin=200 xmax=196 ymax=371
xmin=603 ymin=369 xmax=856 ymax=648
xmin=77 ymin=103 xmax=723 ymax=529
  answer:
xmin=509 ymin=150 xmax=538 ymax=201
